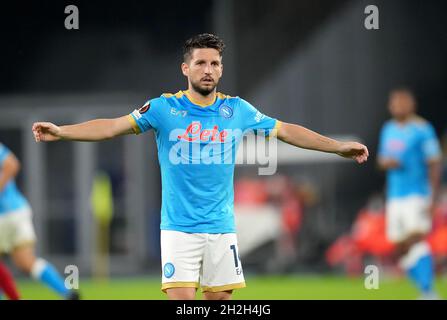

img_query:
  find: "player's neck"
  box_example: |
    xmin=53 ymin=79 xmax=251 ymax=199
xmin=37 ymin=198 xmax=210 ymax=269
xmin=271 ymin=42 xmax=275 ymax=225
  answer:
xmin=394 ymin=113 xmax=414 ymax=124
xmin=185 ymin=88 xmax=216 ymax=107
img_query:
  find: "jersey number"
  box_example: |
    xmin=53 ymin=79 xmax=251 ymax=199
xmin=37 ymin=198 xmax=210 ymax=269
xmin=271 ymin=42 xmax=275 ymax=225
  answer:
xmin=230 ymin=244 xmax=239 ymax=268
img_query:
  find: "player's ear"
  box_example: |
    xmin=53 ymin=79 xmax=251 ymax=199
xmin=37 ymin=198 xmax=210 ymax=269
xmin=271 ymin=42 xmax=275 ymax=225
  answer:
xmin=181 ymin=62 xmax=189 ymax=77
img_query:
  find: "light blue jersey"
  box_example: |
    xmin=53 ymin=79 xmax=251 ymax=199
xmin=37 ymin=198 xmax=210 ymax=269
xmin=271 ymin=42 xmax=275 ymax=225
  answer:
xmin=128 ymin=90 xmax=279 ymax=233
xmin=0 ymin=143 xmax=29 ymax=214
xmin=378 ymin=118 xmax=441 ymax=199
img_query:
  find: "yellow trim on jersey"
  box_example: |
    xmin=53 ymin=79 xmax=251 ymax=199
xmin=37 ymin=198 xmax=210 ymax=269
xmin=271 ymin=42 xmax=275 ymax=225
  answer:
xmin=162 ymin=91 xmax=185 ymax=99
xmin=201 ymin=282 xmax=246 ymax=293
xmin=161 ymin=281 xmax=200 ymax=293
xmin=411 ymin=115 xmax=427 ymax=124
xmin=127 ymin=114 xmax=141 ymax=135
xmin=184 ymin=90 xmax=216 ymax=107
xmin=163 ymin=90 xmax=231 ymax=107
xmin=217 ymin=92 xmax=229 ymax=100
xmin=272 ymin=120 xmax=282 ymax=137
xmin=266 ymin=120 xmax=282 ymax=140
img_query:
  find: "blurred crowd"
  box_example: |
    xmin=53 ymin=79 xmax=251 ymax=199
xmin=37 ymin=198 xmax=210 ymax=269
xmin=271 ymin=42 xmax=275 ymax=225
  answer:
xmin=234 ymin=174 xmax=318 ymax=272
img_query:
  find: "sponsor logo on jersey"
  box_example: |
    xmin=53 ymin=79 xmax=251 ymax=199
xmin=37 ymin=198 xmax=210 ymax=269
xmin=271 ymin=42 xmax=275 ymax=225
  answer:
xmin=170 ymin=107 xmax=188 ymax=117
xmin=177 ymin=122 xmax=228 ymax=142
xmin=254 ymin=111 xmax=265 ymax=123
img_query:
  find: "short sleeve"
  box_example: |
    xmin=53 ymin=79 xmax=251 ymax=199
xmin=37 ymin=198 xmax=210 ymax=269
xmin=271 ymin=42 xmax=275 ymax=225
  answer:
xmin=128 ymin=98 xmax=161 ymax=134
xmin=239 ymin=98 xmax=280 ymax=137
xmin=0 ymin=143 xmax=11 ymax=165
xmin=421 ymin=124 xmax=441 ymax=161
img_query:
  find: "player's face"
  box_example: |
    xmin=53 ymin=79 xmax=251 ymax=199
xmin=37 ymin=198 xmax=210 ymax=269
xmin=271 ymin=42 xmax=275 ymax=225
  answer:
xmin=388 ymin=92 xmax=415 ymax=121
xmin=182 ymin=48 xmax=223 ymax=96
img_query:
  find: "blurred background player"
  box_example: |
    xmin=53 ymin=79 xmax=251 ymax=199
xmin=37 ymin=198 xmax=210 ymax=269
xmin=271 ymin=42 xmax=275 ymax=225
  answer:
xmin=377 ymin=88 xmax=442 ymax=299
xmin=0 ymin=142 xmax=78 ymax=300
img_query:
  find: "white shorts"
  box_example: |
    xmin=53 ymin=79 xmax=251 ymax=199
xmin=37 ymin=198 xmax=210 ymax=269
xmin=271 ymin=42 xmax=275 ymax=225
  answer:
xmin=0 ymin=206 xmax=36 ymax=254
xmin=386 ymin=195 xmax=431 ymax=243
xmin=160 ymin=230 xmax=246 ymax=293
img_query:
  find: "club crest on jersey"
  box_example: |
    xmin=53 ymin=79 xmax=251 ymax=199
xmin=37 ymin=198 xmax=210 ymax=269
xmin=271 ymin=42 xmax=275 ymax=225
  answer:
xmin=219 ymin=104 xmax=233 ymax=119
xmin=163 ymin=262 xmax=175 ymax=278
xmin=138 ymin=101 xmax=151 ymax=114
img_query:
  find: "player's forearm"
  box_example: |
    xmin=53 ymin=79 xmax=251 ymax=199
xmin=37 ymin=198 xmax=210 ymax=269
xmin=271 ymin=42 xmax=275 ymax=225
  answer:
xmin=429 ymin=160 xmax=442 ymax=202
xmin=59 ymin=119 xmax=120 ymax=141
xmin=377 ymin=159 xmax=388 ymax=171
xmin=277 ymin=122 xmax=342 ymax=153
xmin=377 ymin=158 xmax=399 ymax=170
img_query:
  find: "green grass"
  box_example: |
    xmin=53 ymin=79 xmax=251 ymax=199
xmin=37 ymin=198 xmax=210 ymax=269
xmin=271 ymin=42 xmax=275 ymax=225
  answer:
xmin=14 ymin=275 xmax=447 ymax=300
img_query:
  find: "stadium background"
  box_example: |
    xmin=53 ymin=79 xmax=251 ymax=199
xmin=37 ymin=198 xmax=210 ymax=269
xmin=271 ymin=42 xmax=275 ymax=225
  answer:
xmin=1 ymin=0 xmax=447 ymax=299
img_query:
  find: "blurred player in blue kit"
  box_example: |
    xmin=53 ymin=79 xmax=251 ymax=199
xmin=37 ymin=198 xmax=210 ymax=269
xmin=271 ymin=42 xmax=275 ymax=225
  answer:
xmin=378 ymin=88 xmax=442 ymax=299
xmin=32 ymin=33 xmax=368 ymax=300
xmin=0 ymin=143 xmax=78 ymax=299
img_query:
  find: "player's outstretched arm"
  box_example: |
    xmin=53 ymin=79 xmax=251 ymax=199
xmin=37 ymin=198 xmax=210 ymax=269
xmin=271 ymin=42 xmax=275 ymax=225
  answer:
xmin=276 ymin=121 xmax=369 ymax=164
xmin=32 ymin=116 xmax=134 ymax=142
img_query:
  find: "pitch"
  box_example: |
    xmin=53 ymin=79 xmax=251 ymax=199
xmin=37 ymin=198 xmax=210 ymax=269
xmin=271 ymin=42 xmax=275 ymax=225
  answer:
xmin=16 ymin=275 xmax=447 ymax=300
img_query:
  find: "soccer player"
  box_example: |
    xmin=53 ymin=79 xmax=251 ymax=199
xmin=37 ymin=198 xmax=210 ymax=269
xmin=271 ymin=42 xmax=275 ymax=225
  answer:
xmin=0 ymin=142 xmax=78 ymax=300
xmin=378 ymin=88 xmax=442 ymax=299
xmin=32 ymin=33 xmax=368 ymax=300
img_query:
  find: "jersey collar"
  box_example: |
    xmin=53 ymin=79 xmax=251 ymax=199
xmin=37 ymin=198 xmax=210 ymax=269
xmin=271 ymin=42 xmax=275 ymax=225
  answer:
xmin=183 ymin=90 xmax=218 ymax=108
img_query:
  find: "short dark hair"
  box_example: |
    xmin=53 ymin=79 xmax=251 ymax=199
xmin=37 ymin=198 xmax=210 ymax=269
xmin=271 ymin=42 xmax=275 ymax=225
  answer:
xmin=183 ymin=33 xmax=225 ymax=62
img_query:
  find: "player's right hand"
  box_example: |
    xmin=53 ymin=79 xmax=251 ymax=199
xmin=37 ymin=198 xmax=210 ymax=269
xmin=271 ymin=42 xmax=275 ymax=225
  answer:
xmin=32 ymin=122 xmax=62 ymax=142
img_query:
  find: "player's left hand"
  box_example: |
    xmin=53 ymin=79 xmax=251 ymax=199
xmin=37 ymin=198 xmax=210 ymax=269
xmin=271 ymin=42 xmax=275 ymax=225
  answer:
xmin=336 ymin=142 xmax=369 ymax=164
